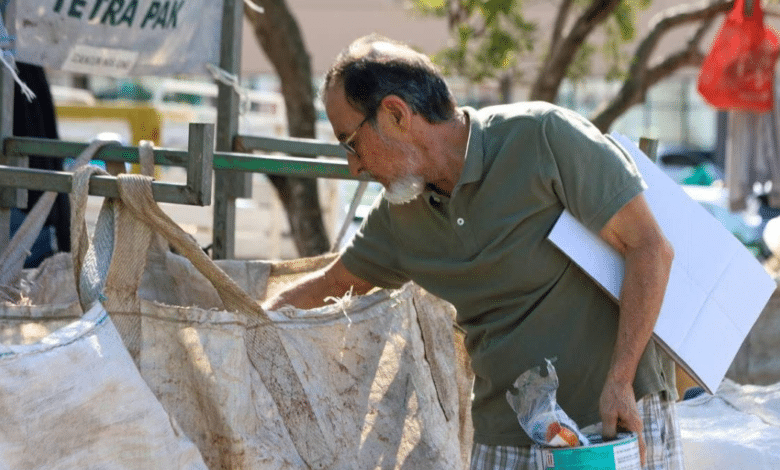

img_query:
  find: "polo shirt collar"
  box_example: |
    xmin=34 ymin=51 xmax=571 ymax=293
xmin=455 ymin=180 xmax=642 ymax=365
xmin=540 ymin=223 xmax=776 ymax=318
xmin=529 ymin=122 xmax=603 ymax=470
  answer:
xmin=456 ymin=107 xmax=484 ymax=187
xmin=422 ymin=107 xmax=484 ymax=201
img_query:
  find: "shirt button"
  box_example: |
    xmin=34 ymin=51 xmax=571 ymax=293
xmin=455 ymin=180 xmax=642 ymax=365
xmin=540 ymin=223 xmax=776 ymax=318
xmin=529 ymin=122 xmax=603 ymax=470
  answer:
xmin=457 ymin=218 xmax=465 ymax=226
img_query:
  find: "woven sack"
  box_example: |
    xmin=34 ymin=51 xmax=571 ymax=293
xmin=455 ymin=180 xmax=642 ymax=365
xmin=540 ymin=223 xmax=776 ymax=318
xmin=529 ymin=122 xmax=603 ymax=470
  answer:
xmin=0 ymin=143 xmax=208 ymax=470
xmin=114 ymin=174 xmax=474 ymax=469
xmin=0 ymin=302 xmax=207 ymax=470
xmin=15 ymin=169 xmax=474 ymax=468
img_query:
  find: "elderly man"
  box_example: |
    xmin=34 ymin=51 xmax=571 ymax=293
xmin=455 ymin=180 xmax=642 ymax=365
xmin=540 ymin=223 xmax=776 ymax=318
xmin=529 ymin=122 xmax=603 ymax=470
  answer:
xmin=264 ymin=34 xmax=682 ymax=470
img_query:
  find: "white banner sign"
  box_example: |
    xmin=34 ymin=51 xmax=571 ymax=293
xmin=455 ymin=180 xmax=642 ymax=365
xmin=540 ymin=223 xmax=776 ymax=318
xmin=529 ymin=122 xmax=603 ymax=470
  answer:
xmin=17 ymin=0 xmax=224 ymax=77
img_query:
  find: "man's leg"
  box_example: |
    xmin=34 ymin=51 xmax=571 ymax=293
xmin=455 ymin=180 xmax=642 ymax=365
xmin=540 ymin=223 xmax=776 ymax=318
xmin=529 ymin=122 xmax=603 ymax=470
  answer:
xmin=470 ymin=443 xmax=539 ymax=470
xmin=637 ymin=392 xmax=686 ymax=470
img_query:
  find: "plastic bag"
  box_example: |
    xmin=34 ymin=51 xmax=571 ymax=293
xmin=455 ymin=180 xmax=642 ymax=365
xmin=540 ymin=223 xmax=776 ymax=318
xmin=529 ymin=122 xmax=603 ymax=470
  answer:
xmin=505 ymin=358 xmax=590 ymax=448
xmin=697 ymin=0 xmax=779 ymax=112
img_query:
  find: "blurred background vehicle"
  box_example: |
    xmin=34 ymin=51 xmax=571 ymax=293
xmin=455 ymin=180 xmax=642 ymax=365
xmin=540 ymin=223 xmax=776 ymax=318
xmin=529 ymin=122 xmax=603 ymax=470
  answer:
xmin=656 ymin=143 xmax=775 ymax=258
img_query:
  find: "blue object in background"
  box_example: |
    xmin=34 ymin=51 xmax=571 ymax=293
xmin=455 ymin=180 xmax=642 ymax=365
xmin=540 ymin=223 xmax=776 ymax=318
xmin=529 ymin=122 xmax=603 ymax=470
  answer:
xmin=9 ymin=208 xmax=58 ymax=269
xmin=683 ymin=386 xmax=707 ymax=401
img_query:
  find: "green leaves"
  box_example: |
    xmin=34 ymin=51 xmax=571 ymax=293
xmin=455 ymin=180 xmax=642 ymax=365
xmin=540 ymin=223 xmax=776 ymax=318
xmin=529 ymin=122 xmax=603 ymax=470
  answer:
xmin=481 ymin=0 xmax=516 ymax=24
xmin=408 ymin=0 xmax=447 ymax=15
xmin=424 ymin=0 xmax=535 ymax=82
xmin=420 ymin=0 xmax=446 ymax=8
xmin=412 ymin=0 xmax=650 ymax=101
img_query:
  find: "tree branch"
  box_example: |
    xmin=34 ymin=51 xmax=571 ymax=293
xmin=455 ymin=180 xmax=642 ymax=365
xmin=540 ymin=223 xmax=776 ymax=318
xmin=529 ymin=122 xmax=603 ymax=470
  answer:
xmin=448 ymin=0 xmax=469 ymax=29
xmin=590 ymin=1 xmax=729 ymax=132
xmin=244 ymin=0 xmax=330 ymax=256
xmin=645 ymin=16 xmax=715 ymax=85
xmin=637 ymin=0 xmax=732 ymax=66
xmin=245 ymin=0 xmax=315 ymax=138
xmin=550 ymin=0 xmax=574 ymax=55
xmin=530 ymin=0 xmax=622 ymax=101
xmin=628 ymin=0 xmax=729 ymax=91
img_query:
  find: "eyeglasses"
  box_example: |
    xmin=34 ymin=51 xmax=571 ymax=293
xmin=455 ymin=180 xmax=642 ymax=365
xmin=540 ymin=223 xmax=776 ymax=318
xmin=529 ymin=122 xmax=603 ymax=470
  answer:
xmin=339 ymin=115 xmax=371 ymax=156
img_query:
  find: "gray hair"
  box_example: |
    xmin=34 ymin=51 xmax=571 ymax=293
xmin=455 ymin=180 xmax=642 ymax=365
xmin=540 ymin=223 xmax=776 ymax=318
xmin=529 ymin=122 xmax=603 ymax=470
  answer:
xmin=322 ymin=34 xmax=456 ymax=124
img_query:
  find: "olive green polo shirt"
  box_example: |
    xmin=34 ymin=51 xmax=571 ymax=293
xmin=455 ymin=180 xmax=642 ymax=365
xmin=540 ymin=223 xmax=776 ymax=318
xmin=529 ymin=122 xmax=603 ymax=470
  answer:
xmin=340 ymin=102 xmax=667 ymax=447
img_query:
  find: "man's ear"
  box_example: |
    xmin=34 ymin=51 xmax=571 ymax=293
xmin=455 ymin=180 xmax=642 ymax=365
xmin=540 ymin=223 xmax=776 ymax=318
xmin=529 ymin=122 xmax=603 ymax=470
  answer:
xmin=380 ymin=95 xmax=412 ymax=135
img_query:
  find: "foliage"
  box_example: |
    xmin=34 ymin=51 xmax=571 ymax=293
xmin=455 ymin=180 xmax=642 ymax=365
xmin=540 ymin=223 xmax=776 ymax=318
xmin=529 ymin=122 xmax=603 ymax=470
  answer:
xmin=409 ymin=0 xmax=651 ymax=90
xmin=410 ymin=0 xmax=766 ymax=133
xmin=409 ymin=0 xmax=532 ymax=82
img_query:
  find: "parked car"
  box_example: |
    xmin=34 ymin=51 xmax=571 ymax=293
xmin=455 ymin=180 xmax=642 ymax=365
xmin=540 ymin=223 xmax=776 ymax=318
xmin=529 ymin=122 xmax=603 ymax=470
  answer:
xmin=657 ymin=144 xmax=715 ymax=168
xmin=90 ymin=79 xmax=288 ymax=147
xmin=656 ymin=143 xmax=771 ymax=257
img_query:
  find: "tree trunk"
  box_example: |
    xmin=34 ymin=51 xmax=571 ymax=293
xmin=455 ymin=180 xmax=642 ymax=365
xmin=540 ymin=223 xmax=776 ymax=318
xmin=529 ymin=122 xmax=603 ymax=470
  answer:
xmin=244 ymin=0 xmax=331 ymax=256
xmin=499 ymin=73 xmax=513 ymax=104
xmin=529 ymin=0 xmax=622 ymax=102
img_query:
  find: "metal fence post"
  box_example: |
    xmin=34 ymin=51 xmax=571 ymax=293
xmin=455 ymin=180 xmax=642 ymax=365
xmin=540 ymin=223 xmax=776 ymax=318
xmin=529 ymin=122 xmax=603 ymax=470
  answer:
xmin=212 ymin=0 xmax=250 ymax=259
xmin=0 ymin=0 xmax=24 ymax=254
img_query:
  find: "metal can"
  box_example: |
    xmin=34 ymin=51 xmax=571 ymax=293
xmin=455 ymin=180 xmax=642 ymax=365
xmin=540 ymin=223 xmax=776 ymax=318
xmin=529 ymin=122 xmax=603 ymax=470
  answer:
xmin=536 ymin=432 xmax=640 ymax=470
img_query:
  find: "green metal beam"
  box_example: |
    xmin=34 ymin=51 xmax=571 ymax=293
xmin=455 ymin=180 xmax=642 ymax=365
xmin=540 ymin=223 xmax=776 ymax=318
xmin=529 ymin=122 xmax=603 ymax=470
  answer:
xmin=235 ymin=134 xmax=346 ymax=158
xmin=4 ymin=137 xmax=365 ymax=180
xmin=216 ymin=151 xmax=359 ymax=179
xmin=5 ymin=137 xmax=183 ymax=165
xmin=0 ymin=165 xmax=206 ymax=205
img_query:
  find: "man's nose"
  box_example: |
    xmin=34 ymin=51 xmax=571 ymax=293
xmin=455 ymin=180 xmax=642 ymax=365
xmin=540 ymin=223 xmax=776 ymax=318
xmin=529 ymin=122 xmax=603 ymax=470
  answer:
xmin=347 ymin=153 xmax=363 ymax=177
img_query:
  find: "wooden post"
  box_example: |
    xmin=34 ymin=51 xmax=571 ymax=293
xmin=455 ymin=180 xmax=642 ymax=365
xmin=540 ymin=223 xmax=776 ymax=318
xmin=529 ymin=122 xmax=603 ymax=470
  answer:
xmin=186 ymin=123 xmax=214 ymax=206
xmin=639 ymin=137 xmax=659 ymax=163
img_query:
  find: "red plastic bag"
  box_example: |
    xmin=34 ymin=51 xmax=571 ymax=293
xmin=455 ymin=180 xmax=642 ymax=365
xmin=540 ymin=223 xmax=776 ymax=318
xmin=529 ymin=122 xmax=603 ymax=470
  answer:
xmin=697 ymin=0 xmax=780 ymax=112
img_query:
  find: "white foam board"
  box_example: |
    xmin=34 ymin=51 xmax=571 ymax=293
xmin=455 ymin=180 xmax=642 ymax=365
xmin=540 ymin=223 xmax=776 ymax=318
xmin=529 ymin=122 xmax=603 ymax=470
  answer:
xmin=548 ymin=133 xmax=777 ymax=393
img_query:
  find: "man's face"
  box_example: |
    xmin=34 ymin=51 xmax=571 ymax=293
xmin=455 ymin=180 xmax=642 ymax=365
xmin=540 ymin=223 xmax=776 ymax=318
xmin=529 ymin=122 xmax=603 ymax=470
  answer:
xmin=325 ymin=84 xmax=424 ymax=204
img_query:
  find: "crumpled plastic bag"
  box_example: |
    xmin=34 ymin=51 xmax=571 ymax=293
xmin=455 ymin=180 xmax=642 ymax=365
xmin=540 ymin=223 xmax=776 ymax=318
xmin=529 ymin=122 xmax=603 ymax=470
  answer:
xmin=505 ymin=358 xmax=590 ymax=447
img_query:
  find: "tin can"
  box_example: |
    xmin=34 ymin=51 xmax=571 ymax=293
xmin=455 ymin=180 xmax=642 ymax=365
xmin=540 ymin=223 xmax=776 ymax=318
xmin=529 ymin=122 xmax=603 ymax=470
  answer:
xmin=536 ymin=433 xmax=640 ymax=470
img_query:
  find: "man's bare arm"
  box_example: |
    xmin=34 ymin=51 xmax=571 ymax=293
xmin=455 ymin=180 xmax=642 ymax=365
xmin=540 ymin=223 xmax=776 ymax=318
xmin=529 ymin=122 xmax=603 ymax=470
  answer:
xmin=263 ymin=257 xmax=376 ymax=310
xmin=598 ymin=193 xmax=674 ymax=464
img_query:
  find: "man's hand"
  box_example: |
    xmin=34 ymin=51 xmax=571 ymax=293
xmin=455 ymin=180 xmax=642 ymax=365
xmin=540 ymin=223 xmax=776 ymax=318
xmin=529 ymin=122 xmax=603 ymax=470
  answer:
xmin=599 ymin=378 xmax=645 ymax=465
xmin=262 ymin=257 xmax=375 ymax=311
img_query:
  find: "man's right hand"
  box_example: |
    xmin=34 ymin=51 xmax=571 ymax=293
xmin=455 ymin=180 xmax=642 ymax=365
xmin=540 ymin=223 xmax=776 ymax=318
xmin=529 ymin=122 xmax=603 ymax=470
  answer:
xmin=262 ymin=257 xmax=375 ymax=311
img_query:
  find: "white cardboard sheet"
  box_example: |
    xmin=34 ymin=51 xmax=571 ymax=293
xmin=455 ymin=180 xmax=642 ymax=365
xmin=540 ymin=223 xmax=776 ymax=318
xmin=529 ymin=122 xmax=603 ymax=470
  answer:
xmin=548 ymin=133 xmax=777 ymax=393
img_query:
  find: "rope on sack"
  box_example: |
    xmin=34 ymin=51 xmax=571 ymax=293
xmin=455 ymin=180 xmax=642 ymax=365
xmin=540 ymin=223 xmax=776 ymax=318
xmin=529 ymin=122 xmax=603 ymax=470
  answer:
xmin=115 ymin=174 xmax=272 ymax=322
xmin=71 ymin=165 xmax=117 ymax=310
xmin=114 ymin=173 xmax=336 ymax=469
xmin=72 ymin=140 xmax=159 ymax=313
xmin=324 ymin=285 xmax=355 ymax=325
xmin=137 ymin=140 xmax=169 ymax=255
xmin=0 ymin=141 xmax=115 ymax=303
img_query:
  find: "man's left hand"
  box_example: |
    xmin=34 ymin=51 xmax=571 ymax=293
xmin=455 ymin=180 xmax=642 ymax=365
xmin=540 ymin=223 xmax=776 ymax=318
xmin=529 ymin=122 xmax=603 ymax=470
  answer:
xmin=599 ymin=378 xmax=645 ymax=466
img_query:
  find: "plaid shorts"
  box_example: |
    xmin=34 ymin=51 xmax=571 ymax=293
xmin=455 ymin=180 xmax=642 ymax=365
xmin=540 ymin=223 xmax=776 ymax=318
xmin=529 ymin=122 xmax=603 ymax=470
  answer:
xmin=470 ymin=392 xmax=685 ymax=470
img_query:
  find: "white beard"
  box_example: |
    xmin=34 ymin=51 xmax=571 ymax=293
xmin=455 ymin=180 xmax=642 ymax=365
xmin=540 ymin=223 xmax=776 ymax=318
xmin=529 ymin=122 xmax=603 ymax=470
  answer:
xmin=383 ymin=174 xmax=425 ymax=205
